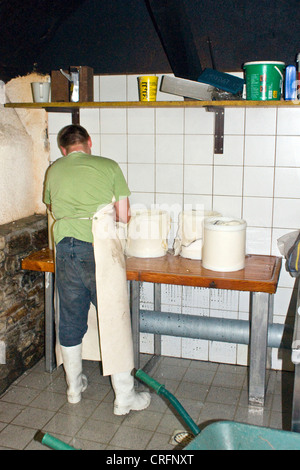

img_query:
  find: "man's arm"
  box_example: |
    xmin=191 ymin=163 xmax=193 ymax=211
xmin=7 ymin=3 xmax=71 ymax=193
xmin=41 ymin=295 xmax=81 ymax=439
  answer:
xmin=115 ymin=197 xmax=131 ymax=224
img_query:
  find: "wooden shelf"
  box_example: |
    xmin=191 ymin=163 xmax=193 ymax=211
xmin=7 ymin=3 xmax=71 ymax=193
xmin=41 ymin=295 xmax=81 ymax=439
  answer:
xmin=7 ymin=99 xmax=300 ymax=155
xmin=5 ymin=99 xmax=300 ymax=109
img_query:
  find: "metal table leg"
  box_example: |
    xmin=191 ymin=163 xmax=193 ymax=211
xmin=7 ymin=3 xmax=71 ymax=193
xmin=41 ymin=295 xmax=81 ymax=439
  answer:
xmin=249 ymin=292 xmax=272 ymax=406
xmin=153 ymin=283 xmax=162 ymax=357
xmin=292 ymin=364 xmax=300 ymax=432
xmin=130 ymin=281 xmax=162 ymax=375
xmin=143 ymin=283 xmax=161 ymax=374
xmin=291 ymin=279 xmax=300 ymax=432
xmin=130 ymin=280 xmax=141 ymax=370
xmin=44 ymin=272 xmax=56 ymax=372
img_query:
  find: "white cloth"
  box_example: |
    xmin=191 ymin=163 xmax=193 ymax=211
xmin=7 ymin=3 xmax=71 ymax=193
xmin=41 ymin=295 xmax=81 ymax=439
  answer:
xmin=55 ymin=203 xmax=134 ymax=376
xmin=92 ymin=203 xmax=134 ymax=376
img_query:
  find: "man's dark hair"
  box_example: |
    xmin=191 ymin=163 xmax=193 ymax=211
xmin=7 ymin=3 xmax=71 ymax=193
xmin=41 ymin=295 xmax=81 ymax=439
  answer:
xmin=57 ymin=124 xmax=90 ymax=149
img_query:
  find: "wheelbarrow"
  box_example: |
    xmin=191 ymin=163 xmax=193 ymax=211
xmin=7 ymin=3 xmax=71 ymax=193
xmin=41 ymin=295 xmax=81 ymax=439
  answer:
xmin=135 ymin=369 xmax=300 ymax=450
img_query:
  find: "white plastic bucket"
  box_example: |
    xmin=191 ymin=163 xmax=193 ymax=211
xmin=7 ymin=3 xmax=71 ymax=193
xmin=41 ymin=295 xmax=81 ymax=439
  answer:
xmin=202 ymin=217 xmax=247 ymax=272
xmin=125 ymin=209 xmax=170 ymax=258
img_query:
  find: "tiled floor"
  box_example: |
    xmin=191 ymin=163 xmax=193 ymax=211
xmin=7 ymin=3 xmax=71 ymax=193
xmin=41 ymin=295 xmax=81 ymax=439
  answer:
xmin=0 ymin=354 xmax=295 ymax=450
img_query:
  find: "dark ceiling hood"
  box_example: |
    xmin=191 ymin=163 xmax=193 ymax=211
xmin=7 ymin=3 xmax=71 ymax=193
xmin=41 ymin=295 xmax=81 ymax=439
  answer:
xmin=144 ymin=0 xmax=202 ymax=81
xmin=1 ymin=0 xmax=300 ymax=83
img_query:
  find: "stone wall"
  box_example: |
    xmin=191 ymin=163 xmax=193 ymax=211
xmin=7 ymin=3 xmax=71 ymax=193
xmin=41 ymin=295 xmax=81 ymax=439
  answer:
xmin=0 ymin=214 xmax=47 ymax=395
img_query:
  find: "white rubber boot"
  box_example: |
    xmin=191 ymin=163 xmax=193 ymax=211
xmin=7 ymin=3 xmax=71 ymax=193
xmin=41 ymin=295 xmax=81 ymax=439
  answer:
xmin=111 ymin=371 xmax=151 ymax=415
xmin=60 ymin=344 xmax=88 ymax=404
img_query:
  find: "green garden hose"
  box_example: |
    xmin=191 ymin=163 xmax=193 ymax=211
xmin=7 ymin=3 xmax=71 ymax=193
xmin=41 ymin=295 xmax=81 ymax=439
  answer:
xmin=135 ymin=369 xmax=201 ymax=436
xmin=34 ymin=430 xmax=79 ymax=450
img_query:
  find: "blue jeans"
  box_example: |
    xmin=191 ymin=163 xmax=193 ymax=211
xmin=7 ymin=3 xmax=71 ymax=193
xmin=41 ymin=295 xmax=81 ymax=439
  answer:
xmin=55 ymin=237 xmax=97 ymax=347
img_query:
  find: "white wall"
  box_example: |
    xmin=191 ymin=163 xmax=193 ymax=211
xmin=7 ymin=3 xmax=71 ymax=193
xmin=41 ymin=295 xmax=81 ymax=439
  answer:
xmin=0 ymin=73 xmax=50 ymax=225
xmin=48 ymin=74 xmax=300 ymax=370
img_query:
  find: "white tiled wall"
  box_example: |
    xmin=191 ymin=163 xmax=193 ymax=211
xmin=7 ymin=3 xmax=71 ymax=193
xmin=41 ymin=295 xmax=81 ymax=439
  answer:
xmin=48 ymin=74 xmax=300 ymax=370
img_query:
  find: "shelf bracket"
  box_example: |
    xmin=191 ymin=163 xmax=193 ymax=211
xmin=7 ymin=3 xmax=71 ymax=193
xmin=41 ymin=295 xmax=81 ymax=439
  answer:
xmin=45 ymin=107 xmax=80 ymax=125
xmin=206 ymin=106 xmax=224 ymax=154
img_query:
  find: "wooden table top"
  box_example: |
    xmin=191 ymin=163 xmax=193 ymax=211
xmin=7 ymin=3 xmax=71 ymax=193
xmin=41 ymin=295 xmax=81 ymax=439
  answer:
xmin=21 ymin=247 xmax=282 ymax=294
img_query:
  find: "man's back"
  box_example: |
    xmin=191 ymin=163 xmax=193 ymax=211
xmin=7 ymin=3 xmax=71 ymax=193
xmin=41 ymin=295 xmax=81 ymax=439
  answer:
xmin=43 ymin=151 xmax=130 ymax=243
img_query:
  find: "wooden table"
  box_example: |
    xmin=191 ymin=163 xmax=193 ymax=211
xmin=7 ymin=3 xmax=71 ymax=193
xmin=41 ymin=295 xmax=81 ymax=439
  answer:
xmin=22 ymin=247 xmax=282 ymax=406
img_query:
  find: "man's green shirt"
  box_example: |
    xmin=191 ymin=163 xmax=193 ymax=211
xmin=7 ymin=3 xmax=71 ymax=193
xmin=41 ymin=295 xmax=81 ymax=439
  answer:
xmin=43 ymin=152 xmax=131 ymax=244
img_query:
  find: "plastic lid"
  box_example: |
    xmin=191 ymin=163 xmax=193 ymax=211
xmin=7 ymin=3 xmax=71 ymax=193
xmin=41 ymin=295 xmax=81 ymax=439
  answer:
xmin=204 ymin=217 xmax=247 ymax=231
xmin=244 ymin=61 xmax=285 ymax=66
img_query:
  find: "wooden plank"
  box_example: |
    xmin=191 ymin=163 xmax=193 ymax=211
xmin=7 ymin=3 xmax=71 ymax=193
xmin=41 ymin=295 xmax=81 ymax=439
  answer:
xmin=22 ymin=247 xmax=55 ymax=273
xmin=126 ymin=254 xmax=282 ymax=293
xmin=22 ymin=249 xmax=281 ymax=294
xmin=5 ymin=100 xmax=300 ymax=109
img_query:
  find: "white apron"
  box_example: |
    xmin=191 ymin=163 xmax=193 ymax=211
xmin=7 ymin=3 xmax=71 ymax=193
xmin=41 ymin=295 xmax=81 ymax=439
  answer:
xmin=55 ymin=203 xmax=134 ymax=376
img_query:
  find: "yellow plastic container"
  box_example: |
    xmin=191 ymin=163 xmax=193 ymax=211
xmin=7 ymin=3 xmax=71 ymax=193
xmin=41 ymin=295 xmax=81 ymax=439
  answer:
xmin=138 ymin=76 xmax=158 ymax=101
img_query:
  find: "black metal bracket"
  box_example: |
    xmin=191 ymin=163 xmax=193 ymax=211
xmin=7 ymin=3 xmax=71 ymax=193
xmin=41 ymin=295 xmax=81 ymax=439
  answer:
xmin=45 ymin=107 xmax=80 ymax=125
xmin=206 ymin=106 xmax=224 ymax=154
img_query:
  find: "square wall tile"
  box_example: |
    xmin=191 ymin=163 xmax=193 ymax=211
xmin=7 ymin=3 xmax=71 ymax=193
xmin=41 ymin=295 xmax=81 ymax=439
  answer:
xmin=127 ymin=75 xmax=140 ymax=101
xmin=224 ymin=108 xmax=245 ymax=135
xmin=273 ymin=198 xmax=300 ymax=229
xmin=242 ymin=197 xmax=273 ymax=227
xmin=182 ymin=286 xmax=209 ymax=308
xmin=243 ymin=167 xmax=274 ymax=197
xmin=99 ymin=75 xmax=127 ymax=101
xmin=128 ymin=135 xmax=155 ymax=163
xmin=274 ymin=167 xmax=300 ymax=198
xmin=246 ymin=227 xmax=272 ymax=254
xmin=154 ymin=192 xmax=183 ymax=218
xmin=162 ymin=335 xmax=182 ymax=357
xmin=161 ymin=284 xmax=182 ymax=306
xmin=156 ymin=134 xmax=183 ymax=164
xmin=128 ymin=163 xmax=155 ymax=192
xmin=213 ymin=166 xmax=243 ymax=196
xmin=156 ymin=164 xmax=183 ymax=194
xmin=245 ymin=108 xmax=277 ymax=135
xmin=100 ymin=108 xmax=127 ymax=134
xmin=277 ymin=108 xmax=300 ymax=135
xmin=273 ymin=287 xmax=294 ymax=318
xmin=140 ymin=333 xmax=154 ymax=354
xmin=239 ymin=291 xmax=250 ymax=313
xmin=93 ymin=76 xmax=100 ymax=101
xmin=244 ymin=135 xmax=275 ymax=166
xmin=183 ymin=194 xmax=213 ymax=210
xmin=89 ymin=133 xmax=100 ymax=156
xmin=212 ymin=196 xmax=242 ymax=219
xmin=130 ymin=192 xmax=155 ymax=209
xmin=209 ymin=290 xmax=239 ymax=311
xmin=156 ymin=108 xmax=184 ymax=134
xmin=48 ymin=112 xmax=72 ymax=134
xmin=128 ymin=108 xmax=155 ymax=134
xmin=49 ymin=134 xmax=62 ymax=162
xmin=182 ymin=337 xmax=208 ymax=360
xmin=100 ymin=134 xmax=127 ymax=163
xmin=276 ymin=136 xmax=300 ymax=166
xmin=184 ymin=135 xmax=214 ymax=164
xmin=184 ymin=165 xmax=213 ymax=194
xmin=209 ymin=340 xmax=237 ymax=364
xmin=214 ymin=135 xmax=244 ymax=166
xmin=185 ymin=108 xmax=214 ymax=134
xmin=80 ymin=108 xmax=100 ymax=134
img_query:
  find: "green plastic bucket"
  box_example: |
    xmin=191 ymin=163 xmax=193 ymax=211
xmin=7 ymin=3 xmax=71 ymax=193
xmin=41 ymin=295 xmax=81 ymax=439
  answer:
xmin=243 ymin=61 xmax=285 ymax=100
